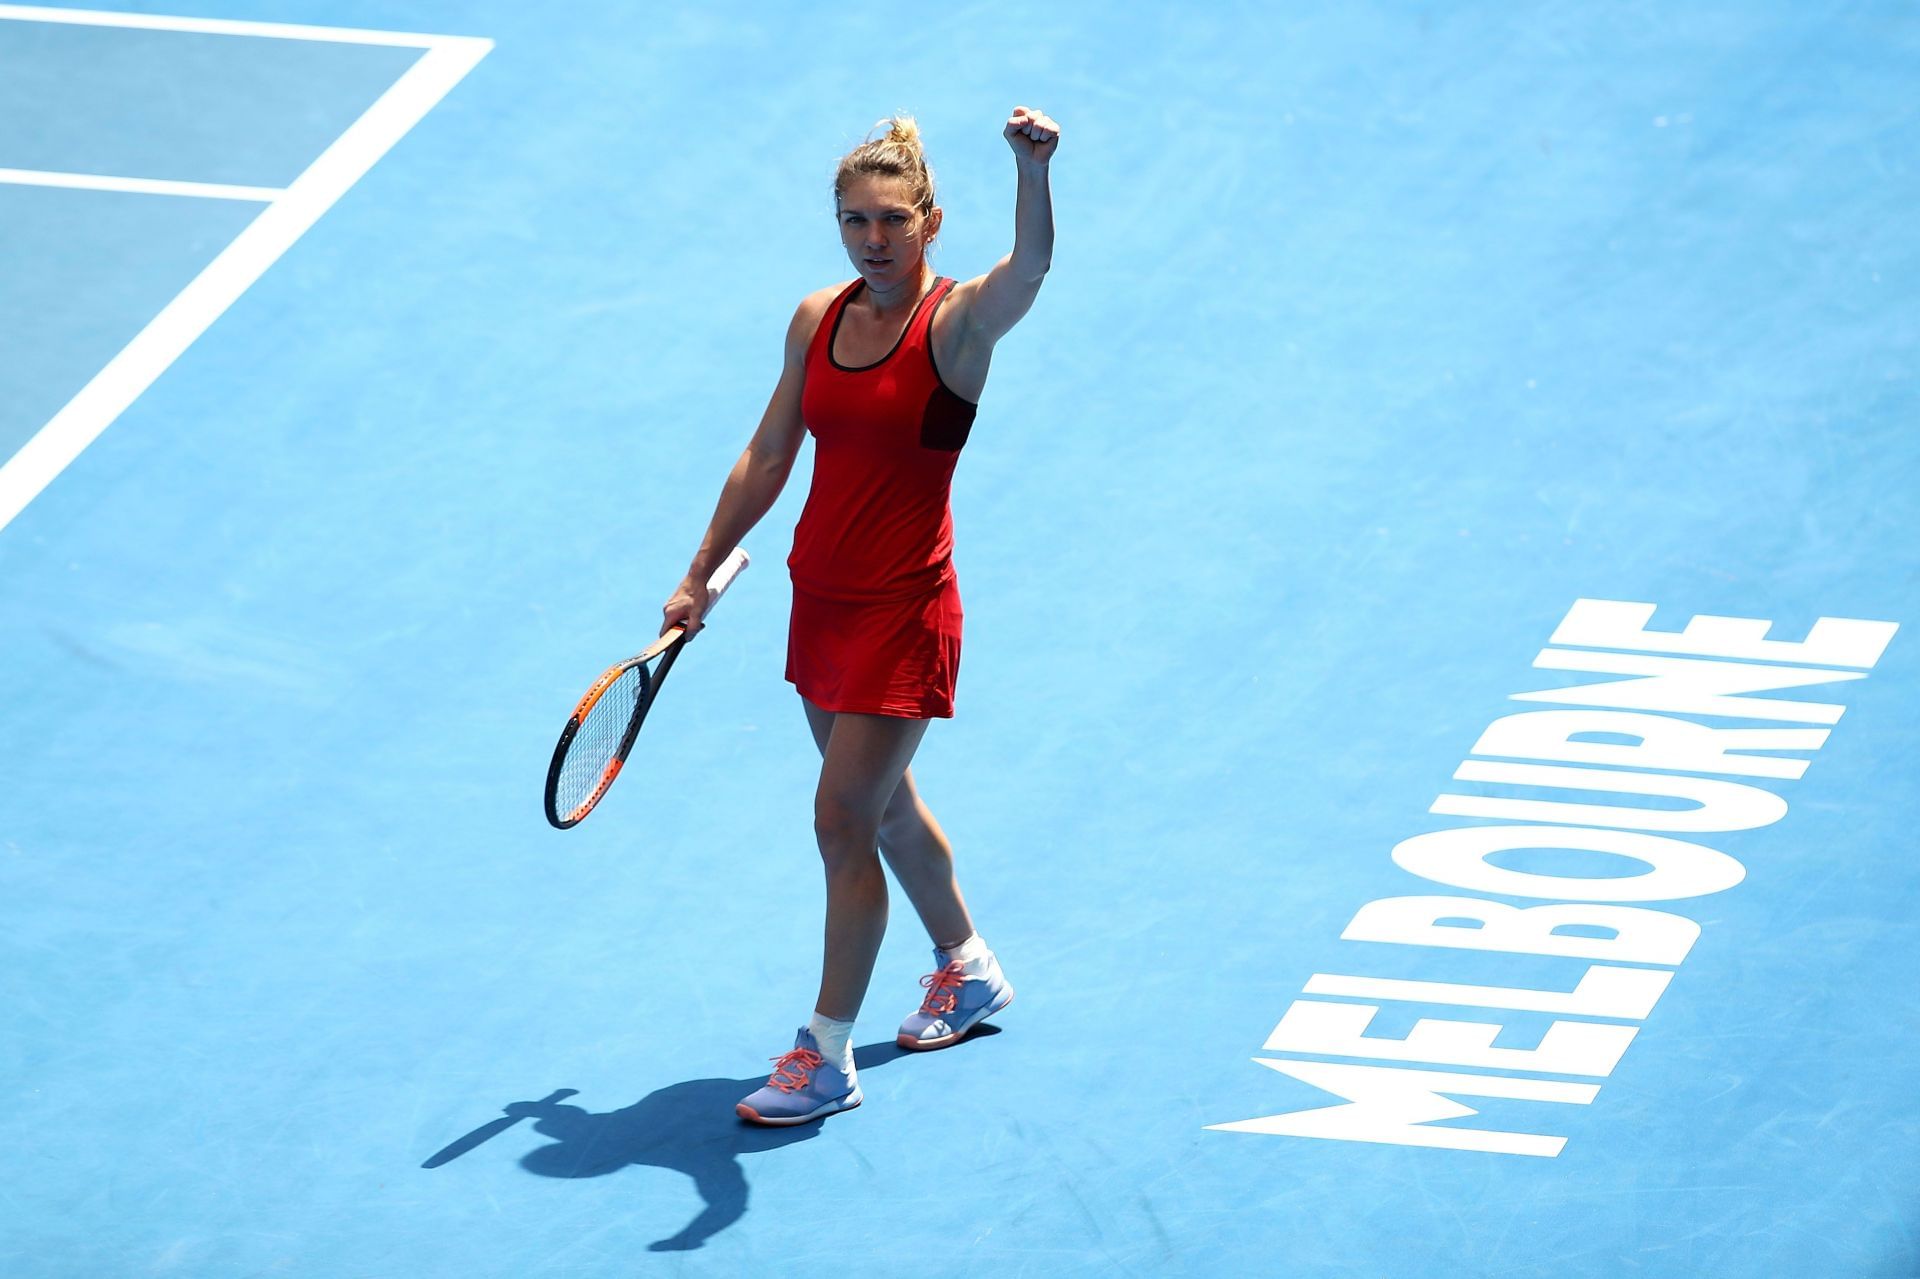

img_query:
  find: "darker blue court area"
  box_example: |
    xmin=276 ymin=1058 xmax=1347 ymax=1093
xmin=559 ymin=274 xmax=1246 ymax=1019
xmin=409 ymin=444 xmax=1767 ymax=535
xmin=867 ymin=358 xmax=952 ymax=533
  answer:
xmin=0 ymin=18 xmax=421 ymax=184
xmin=0 ymin=183 xmax=256 ymax=454
xmin=0 ymin=3 xmax=1915 ymax=1277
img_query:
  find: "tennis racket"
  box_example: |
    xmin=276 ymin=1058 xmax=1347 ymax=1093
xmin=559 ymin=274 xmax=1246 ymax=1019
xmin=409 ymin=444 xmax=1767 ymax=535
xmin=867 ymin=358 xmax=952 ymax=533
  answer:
xmin=543 ymin=547 xmax=750 ymax=829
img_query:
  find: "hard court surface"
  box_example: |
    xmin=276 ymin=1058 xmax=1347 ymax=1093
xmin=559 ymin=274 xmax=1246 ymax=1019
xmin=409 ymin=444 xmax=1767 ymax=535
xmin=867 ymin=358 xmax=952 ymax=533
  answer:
xmin=1 ymin=3 xmax=1915 ymax=1276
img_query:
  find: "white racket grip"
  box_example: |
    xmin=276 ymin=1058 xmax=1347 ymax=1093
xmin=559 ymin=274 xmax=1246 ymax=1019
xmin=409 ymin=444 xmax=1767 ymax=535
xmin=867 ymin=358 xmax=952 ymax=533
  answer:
xmin=701 ymin=546 xmax=751 ymax=619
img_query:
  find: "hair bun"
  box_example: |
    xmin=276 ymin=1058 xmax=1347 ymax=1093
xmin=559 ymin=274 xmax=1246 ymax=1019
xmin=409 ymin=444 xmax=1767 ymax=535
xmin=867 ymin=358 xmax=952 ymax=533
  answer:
xmin=866 ymin=115 xmax=923 ymax=152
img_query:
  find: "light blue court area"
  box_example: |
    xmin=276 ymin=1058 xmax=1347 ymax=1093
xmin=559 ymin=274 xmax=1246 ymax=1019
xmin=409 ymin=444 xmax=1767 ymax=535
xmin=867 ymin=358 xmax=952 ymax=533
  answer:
xmin=1 ymin=2 xmax=1916 ymax=1277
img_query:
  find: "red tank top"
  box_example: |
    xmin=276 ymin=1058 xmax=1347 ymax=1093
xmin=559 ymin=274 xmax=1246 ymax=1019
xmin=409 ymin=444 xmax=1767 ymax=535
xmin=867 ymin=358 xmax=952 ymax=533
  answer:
xmin=788 ymin=275 xmax=978 ymax=602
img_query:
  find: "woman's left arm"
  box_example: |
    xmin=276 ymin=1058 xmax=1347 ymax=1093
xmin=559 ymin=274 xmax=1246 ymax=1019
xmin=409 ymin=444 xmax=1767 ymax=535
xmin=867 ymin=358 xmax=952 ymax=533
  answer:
xmin=957 ymin=106 xmax=1061 ymax=346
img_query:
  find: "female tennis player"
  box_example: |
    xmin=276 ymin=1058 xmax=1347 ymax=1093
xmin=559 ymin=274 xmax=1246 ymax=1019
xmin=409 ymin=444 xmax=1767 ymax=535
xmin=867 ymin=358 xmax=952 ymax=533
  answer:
xmin=661 ymin=107 xmax=1058 ymax=1124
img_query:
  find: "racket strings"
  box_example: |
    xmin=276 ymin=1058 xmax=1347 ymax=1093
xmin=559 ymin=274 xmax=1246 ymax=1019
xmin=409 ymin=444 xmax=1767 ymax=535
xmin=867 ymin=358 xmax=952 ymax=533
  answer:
xmin=553 ymin=664 xmax=649 ymax=819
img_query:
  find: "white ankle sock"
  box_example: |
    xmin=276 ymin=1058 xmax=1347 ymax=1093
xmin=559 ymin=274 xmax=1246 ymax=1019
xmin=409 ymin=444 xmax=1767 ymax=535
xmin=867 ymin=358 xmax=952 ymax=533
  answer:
xmin=941 ymin=932 xmax=993 ymax=977
xmin=807 ymin=1012 xmax=856 ymax=1074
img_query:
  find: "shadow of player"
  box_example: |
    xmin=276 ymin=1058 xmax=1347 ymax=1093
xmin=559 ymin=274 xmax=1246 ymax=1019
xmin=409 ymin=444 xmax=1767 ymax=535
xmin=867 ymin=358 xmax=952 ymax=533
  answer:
xmin=462 ymin=1036 xmax=982 ymax=1251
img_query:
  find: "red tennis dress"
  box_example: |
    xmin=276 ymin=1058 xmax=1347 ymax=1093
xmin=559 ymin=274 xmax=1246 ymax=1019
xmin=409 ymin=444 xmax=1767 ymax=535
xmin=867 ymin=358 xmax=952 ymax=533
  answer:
xmin=786 ymin=275 xmax=978 ymax=718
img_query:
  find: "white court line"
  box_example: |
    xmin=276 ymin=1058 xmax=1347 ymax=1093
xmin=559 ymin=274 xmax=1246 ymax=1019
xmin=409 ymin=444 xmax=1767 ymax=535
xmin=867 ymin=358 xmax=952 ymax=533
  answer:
xmin=0 ymin=11 xmax=492 ymax=533
xmin=0 ymin=167 xmax=282 ymax=201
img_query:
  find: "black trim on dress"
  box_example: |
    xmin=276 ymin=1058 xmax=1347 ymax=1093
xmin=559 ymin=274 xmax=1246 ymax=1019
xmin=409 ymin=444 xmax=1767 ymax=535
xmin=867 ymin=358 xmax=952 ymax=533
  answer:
xmin=828 ymin=277 xmax=941 ymax=373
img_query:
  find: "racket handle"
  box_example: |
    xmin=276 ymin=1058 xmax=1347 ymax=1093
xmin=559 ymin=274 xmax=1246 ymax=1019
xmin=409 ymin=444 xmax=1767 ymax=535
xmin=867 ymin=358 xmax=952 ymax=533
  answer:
xmin=701 ymin=546 xmax=751 ymax=618
xmin=648 ymin=547 xmax=749 ymax=657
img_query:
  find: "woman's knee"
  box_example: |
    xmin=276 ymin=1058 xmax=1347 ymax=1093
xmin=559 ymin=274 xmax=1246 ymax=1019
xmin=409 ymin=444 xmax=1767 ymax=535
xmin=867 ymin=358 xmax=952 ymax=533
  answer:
xmin=814 ymin=791 xmax=880 ymax=862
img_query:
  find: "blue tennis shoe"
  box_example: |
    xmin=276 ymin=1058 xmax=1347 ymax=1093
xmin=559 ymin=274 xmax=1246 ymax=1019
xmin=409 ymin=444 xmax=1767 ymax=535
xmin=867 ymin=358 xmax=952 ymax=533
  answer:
xmin=735 ymin=1027 xmax=862 ymax=1126
xmin=897 ymin=948 xmax=1014 ymax=1050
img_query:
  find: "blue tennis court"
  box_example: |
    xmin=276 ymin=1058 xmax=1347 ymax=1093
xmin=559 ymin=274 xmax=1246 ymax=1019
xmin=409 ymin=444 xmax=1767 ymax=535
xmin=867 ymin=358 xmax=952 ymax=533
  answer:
xmin=2 ymin=3 xmax=1914 ymax=1275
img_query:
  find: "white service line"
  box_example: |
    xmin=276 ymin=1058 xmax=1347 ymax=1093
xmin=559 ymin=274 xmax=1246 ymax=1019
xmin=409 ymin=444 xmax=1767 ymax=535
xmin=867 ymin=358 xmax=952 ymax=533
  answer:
xmin=0 ymin=167 xmax=282 ymax=201
xmin=0 ymin=17 xmax=491 ymax=533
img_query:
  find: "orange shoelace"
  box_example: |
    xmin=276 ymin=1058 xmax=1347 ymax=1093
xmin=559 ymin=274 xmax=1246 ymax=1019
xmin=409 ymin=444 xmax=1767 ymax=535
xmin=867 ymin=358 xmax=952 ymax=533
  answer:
xmin=767 ymin=1047 xmax=824 ymax=1093
xmin=917 ymin=960 xmax=968 ymax=1016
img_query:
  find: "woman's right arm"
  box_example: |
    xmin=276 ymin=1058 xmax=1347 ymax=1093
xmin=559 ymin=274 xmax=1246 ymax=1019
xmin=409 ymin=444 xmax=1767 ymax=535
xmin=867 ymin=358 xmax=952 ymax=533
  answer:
xmin=662 ymin=288 xmax=835 ymax=636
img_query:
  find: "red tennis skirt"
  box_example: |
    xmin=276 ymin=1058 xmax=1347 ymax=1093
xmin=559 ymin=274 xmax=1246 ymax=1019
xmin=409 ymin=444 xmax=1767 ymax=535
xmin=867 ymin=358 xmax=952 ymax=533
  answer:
xmin=785 ymin=576 xmax=963 ymax=719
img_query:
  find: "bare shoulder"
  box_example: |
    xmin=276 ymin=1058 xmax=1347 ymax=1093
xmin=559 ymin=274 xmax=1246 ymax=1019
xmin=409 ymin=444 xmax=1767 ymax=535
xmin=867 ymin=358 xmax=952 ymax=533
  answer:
xmin=930 ymin=274 xmax=989 ymax=359
xmin=785 ymin=282 xmax=853 ymax=362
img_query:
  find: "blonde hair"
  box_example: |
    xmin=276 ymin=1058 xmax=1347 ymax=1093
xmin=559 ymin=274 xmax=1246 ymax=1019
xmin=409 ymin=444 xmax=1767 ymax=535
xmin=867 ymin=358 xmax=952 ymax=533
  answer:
xmin=834 ymin=115 xmax=937 ymax=221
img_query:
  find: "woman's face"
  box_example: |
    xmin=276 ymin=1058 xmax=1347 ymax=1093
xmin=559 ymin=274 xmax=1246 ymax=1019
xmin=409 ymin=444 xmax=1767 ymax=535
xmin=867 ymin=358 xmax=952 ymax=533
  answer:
xmin=837 ymin=175 xmax=940 ymax=288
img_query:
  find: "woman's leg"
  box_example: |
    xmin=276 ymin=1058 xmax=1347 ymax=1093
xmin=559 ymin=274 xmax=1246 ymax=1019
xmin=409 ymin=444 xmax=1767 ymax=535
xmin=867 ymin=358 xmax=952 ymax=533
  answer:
xmin=807 ymin=701 xmax=931 ymax=1021
xmin=876 ymin=770 xmax=976 ymax=951
xmin=802 ymin=700 xmax=975 ymax=952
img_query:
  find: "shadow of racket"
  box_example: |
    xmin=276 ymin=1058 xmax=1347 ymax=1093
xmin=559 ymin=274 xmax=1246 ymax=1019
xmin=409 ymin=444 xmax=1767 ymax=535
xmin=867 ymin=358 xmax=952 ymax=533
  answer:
xmin=421 ymin=1088 xmax=580 ymax=1169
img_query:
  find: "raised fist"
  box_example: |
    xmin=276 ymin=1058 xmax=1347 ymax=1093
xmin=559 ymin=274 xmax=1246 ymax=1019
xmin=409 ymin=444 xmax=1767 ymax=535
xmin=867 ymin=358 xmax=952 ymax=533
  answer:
xmin=1004 ymin=105 xmax=1061 ymax=165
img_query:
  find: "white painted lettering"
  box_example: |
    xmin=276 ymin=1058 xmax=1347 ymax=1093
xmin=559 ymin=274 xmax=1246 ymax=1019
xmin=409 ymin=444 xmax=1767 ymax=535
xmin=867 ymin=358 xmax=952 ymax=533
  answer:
xmin=1550 ymin=599 xmax=1898 ymax=669
xmin=1471 ymin=709 xmax=1826 ymax=781
xmin=1433 ymin=761 xmax=1789 ymax=832
xmin=1263 ymin=999 xmax=1638 ymax=1076
xmin=1342 ymin=895 xmax=1700 ymax=963
xmin=1210 ymin=601 xmax=1898 ymax=1156
xmin=1517 ymin=650 xmax=1862 ymax=723
xmin=1206 ymin=1058 xmax=1598 ymax=1157
xmin=1391 ymin=825 xmax=1747 ymax=901
xmin=1304 ymin=965 xmax=1672 ymax=1019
